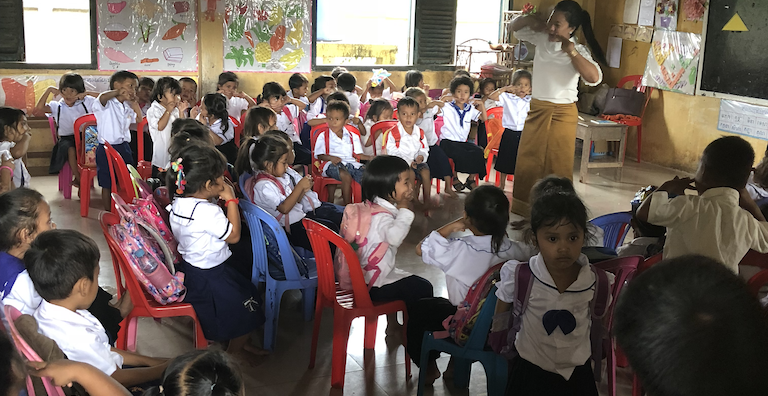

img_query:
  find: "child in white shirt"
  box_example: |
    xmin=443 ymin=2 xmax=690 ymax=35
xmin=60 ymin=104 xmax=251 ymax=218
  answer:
xmin=198 ymin=93 xmax=237 ymax=164
xmin=0 ymin=108 xmax=32 ymax=191
xmin=337 ymin=73 xmax=361 ymax=117
xmin=217 ymin=72 xmax=256 ymax=122
xmin=259 ymin=82 xmax=312 ymax=166
xmin=146 ymin=77 xmax=188 ymax=179
xmin=362 ymin=98 xmax=394 ymax=157
xmin=384 ymin=98 xmax=431 ymax=204
xmin=136 ymin=77 xmax=154 ymax=116
xmin=300 ymin=75 xmax=336 ymax=147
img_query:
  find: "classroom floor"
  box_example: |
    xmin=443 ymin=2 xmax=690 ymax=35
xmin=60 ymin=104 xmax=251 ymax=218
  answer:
xmin=33 ymin=155 xmax=686 ymax=396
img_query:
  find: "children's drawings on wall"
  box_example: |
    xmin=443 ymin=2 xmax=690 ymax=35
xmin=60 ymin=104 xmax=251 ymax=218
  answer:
xmin=97 ymin=0 xmax=199 ymax=72
xmin=718 ymin=100 xmax=768 ymax=141
xmin=655 ymin=0 xmax=679 ymax=30
xmin=221 ymin=0 xmax=312 ymax=73
xmin=642 ymin=30 xmax=701 ymax=95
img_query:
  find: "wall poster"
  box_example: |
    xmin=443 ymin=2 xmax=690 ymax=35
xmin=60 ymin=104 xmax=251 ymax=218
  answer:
xmin=642 ymin=30 xmax=701 ymax=95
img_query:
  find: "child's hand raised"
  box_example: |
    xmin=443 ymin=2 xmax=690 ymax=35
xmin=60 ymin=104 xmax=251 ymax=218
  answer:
xmin=190 ymin=106 xmax=201 ymax=119
xmin=177 ymin=100 xmax=190 ymax=112
xmin=658 ymin=176 xmax=694 ymax=196
xmin=323 ymin=87 xmax=336 ymax=96
xmin=219 ymin=182 xmax=236 ymax=202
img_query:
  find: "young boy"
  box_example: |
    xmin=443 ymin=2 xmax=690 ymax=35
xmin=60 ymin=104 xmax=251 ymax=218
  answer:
xmin=637 ymin=136 xmax=768 ymax=272
xmin=179 ymin=77 xmax=198 ymax=117
xmin=384 ymin=97 xmax=431 ymax=204
xmin=217 ymin=72 xmax=256 ymax=121
xmin=136 ymin=77 xmax=155 ymax=116
xmin=337 ymin=72 xmax=361 ymax=118
xmin=26 ymin=229 xmax=169 ymax=388
xmin=314 ymin=101 xmax=371 ymax=204
xmin=92 ymin=70 xmax=142 ymax=211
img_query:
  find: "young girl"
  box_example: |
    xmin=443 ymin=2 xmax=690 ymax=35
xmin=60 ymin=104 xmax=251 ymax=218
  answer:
xmin=476 ymin=78 xmax=499 ymax=149
xmin=242 ymin=106 xmax=277 ymax=141
xmin=403 ymin=70 xmax=431 ymax=94
xmin=412 ymin=185 xmax=535 ymax=382
xmin=198 ymin=93 xmax=237 ymax=165
xmin=494 ymin=190 xmax=614 ymax=396
xmin=147 ymin=77 xmax=188 ymax=179
xmin=217 ymin=72 xmax=256 ymax=121
xmin=259 ymin=82 xmax=311 ymax=165
xmin=385 ymin=98 xmax=432 ymax=205
xmin=136 ymin=77 xmax=155 ymax=116
xmin=166 ymin=144 xmax=265 ymax=359
xmin=301 ymin=75 xmax=336 ymax=147
xmin=440 ymin=76 xmax=488 ymax=191
xmin=362 ymin=98 xmax=394 ymax=158
xmin=143 ymin=350 xmax=244 ymax=396
xmin=488 ymin=70 xmax=533 ymax=190
xmin=0 ymin=107 xmax=31 ymax=190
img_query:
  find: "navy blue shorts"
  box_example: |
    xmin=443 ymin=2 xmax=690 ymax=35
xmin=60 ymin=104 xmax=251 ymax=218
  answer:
xmin=412 ymin=162 xmax=430 ymax=181
xmin=96 ymin=142 xmax=134 ymax=188
xmin=325 ymin=162 xmax=365 ymax=184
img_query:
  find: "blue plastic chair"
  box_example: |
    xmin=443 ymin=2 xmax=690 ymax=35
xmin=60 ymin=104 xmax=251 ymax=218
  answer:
xmin=239 ymin=172 xmax=252 ymax=201
xmin=240 ymin=200 xmax=318 ymax=351
xmin=417 ymin=285 xmax=507 ymax=396
xmin=590 ymin=211 xmax=633 ymax=251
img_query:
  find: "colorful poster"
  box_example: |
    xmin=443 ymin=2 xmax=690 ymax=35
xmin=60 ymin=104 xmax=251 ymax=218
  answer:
xmin=642 ymin=30 xmax=701 ymax=95
xmin=718 ymin=100 xmax=768 ymax=140
xmin=97 ymin=0 xmax=199 ymax=72
xmin=655 ymin=0 xmax=679 ymax=30
xmin=221 ymin=0 xmax=312 ymax=73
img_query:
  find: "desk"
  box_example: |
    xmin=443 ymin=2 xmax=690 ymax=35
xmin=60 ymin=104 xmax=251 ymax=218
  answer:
xmin=576 ymin=113 xmax=628 ymax=183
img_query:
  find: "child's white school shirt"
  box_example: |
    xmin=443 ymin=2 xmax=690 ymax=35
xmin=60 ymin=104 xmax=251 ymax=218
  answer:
xmin=140 ymin=102 xmax=151 ymax=116
xmin=747 ymin=172 xmax=768 ymax=201
xmin=1 ymin=270 xmax=40 ymax=315
xmin=484 ymin=98 xmax=501 ymax=111
xmin=384 ymin=122 xmax=429 ymax=164
xmin=362 ymin=119 xmax=384 ymax=157
xmin=169 ymin=197 xmax=233 ymax=269
xmin=286 ymin=91 xmax=310 ymax=120
xmin=440 ymin=101 xmax=480 ymax=142
xmin=34 ymin=300 xmax=124 ymax=375
xmin=344 ymin=91 xmax=361 ymax=117
xmin=313 ymin=126 xmax=364 ymax=176
xmin=276 ymin=111 xmax=300 ymax=143
xmin=495 ymin=253 xmax=615 ymax=380
xmin=417 ymin=105 xmax=440 ymax=146
xmin=498 ymin=93 xmax=531 ymax=131
xmin=421 ymin=232 xmax=536 ymax=305
xmin=307 ymin=97 xmax=326 ymax=120
xmin=0 ymin=142 xmax=30 ymax=188
xmin=48 ymin=96 xmax=96 ymax=137
xmin=90 ymin=97 xmax=135 ymax=145
xmin=227 ymin=96 xmax=249 ymax=120
xmin=251 ymin=169 xmax=321 ymax=227
xmin=209 ymin=118 xmax=236 ymax=144
xmin=648 ymin=188 xmax=768 ymax=273
xmin=361 ymin=197 xmax=415 ymax=287
xmin=146 ymin=101 xmax=179 ymax=168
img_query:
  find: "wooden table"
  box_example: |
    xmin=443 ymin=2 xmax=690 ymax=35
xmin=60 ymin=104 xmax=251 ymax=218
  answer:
xmin=576 ymin=113 xmax=628 ymax=183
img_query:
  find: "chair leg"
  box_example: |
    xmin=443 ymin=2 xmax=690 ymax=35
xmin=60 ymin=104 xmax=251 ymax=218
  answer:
xmin=363 ymin=314 xmax=378 ymax=350
xmin=452 ymin=357 xmax=472 ymax=389
xmin=263 ymin=286 xmax=283 ymax=351
xmin=636 ymin=125 xmax=642 ymax=162
xmin=301 ymin=287 xmax=316 ymax=322
xmin=632 ymin=373 xmax=644 ymax=396
xmin=485 ymin=154 xmax=493 ymax=182
xmin=308 ymin=299 xmax=324 ymax=369
xmin=607 ymin=341 xmax=617 ymax=396
xmin=435 ymin=178 xmax=441 ymax=194
xmin=80 ymin=172 xmax=90 ymax=217
xmin=193 ymin=315 xmax=207 ymax=349
xmin=331 ymin=311 xmax=353 ymax=388
xmin=61 ymin=163 xmax=72 ymax=199
xmin=126 ymin=317 xmax=139 ymax=352
xmin=116 ymin=315 xmax=130 ymax=350
xmin=417 ymin=333 xmax=435 ymax=396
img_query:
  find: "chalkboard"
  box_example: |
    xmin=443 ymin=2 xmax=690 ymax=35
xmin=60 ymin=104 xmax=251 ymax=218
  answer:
xmin=699 ymin=0 xmax=767 ymax=101
xmin=0 ymin=0 xmax=24 ymax=61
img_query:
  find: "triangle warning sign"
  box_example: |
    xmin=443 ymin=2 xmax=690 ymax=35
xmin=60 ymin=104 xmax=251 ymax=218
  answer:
xmin=723 ymin=13 xmax=748 ymax=31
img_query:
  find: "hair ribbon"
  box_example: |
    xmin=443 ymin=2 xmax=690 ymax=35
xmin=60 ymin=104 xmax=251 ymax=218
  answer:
xmin=170 ymin=158 xmax=186 ymax=195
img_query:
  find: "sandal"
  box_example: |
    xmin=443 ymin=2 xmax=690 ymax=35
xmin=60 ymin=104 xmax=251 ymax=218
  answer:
xmin=452 ymin=179 xmax=466 ymax=192
xmin=464 ymin=180 xmax=477 ymax=191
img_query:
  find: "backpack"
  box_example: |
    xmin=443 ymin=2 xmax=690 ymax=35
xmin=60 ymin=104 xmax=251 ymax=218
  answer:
xmin=316 ymin=126 xmax=361 ymax=173
xmin=383 ymin=124 xmax=426 ymax=150
xmin=334 ymin=202 xmax=393 ymax=291
xmin=84 ymin=125 xmax=98 ymax=167
xmin=109 ymin=193 xmax=186 ymax=305
xmin=488 ymin=263 xmax=611 ymax=382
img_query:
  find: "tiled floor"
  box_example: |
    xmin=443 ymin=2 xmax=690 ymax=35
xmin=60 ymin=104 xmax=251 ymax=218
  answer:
xmin=31 ymin=156 xmax=688 ymax=396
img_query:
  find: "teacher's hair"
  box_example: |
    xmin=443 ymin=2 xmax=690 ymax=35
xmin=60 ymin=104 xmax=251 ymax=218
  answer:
xmin=555 ymin=0 xmax=608 ymax=66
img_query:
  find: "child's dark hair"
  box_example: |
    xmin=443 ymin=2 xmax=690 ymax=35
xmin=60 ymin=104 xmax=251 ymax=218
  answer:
xmin=700 ymin=136 xmax=754 ymax=190
xmin=167 ymin=143 xmax=227 ymax=198
xmin=326 ymin=101 xmax=350 ymax=118
xmin=397 ymin=97 xmax=419 ymax=112
xmin=311 ymin=75 xmax=334 ymax=93
xmin=139 ymin=77 xmax=155 ymax=89
xmin=109 ymin=70 xmax=138 ymax=90
xmin=404 ymin=87 xmax=427 ymax=101
xmin=203 ymin=93 xmax=230 ymax=135
xmin=450 ymin=76 xmax=475 ymax=95
xmin=512 ymin=70 xmax=532 ymax=85
xmin=404 ymin=70 xmax=424 ymax=90
xmin=242 ymin=107 xmax=277 ymax=139
xmin=327 ymin=91 xmax=348 ymax=104
xmin=217 ymin=71 xmax=239 ymax=88
xmin=25 ymin=229 xmax=99 ymax=302
xmin=614 ymin=255 xmax=768 ymax=396
xmin=58 ymin=73 xmax=85 ymax=93
xmin=169 ymin=130 xmax=212 ymax=165
xmin=365 ymin=98 xmax=393 ymax=122
xmin=150 ymin=77 xmax=181 ymax=103
xmin=171 ymin=119 xmax=210 ymax=141
xmin=257 ymin=82 xmax=287 ymax=104
xmin=362 ymin=155 xmax=411 ymax=203
xmin=464 ymin=185 xmax=510 ymax=253
xmin=511 ymin=176 xmax=577 ymax=230
xmin=331 ymin=66 xmax=348 ymax=79
xmin=0 ymin=107 xmax=26 ymax=141
xmin=454 ymin=69 xmax=471 ymax=78
xmin=289 ymin=73 xmax=309 ymax=90
xmin=142 ymin=350 xmax=243 ymax=396
xmin=554 ymin=0 xmax=607 ymax=66
xmin=525 ymin=190 xmax=590 ymax=246
xmin=179 ymin=77 xmax=197 ymax=87
xmin=250 ymin=134 xmax=290 ymax=173
xmin=0 ymin=188 xmax=45 ymax=251
xmin=479 ymin=78 xmax=496 ymax=92
xmin=754 ymin=156 xmax=768 ymax=189
xmin=337 ymin=73 xmax=357 ymax=93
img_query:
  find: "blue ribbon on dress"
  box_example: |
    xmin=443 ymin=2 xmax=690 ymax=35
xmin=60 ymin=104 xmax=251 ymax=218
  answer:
xmin=542 ymin=309 xmax=577 ymax=335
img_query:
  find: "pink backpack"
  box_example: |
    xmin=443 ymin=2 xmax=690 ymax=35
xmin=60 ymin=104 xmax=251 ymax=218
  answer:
xmin=334 ymin=202 xmax=392 ymax=291
xmin=109 ymin=193 xmax=186 ymax=305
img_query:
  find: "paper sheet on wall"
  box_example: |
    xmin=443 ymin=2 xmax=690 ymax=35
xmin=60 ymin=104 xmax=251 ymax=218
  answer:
xmin=607 ymin=37 xmax=623 ymax=68
xmin=655 ymin=0 xmax=679 ymax=30
xmin=97 ymin=0 xmax=199 ymax=71
xmin=718 ymin=100 xmax=768 ymax=140
xmin=638 ymin=0 xmax=656 ymax=26
xmin=624 ymin=0 xmax=641 ymax=24
xmin=642 ymin=30 xmax=701 ymax=95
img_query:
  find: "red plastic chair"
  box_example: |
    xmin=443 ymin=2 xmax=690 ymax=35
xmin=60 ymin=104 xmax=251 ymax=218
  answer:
xmin=593 ymin=255 xmax=643 ymax=396
xmin=302 ymin=218 xmax=411 ymax=389
xmin=135 ymin=117 xmax=152 ymax=180
xmin=104 ymin=142 xmax=136 ymax=214
xmin=73 ymin=114 xmax=99 ymax=217
xmin=309 ymin=123 xmax=362 ymax=203
xmin=615 ymin=75 xmax=653 ymax=162
xmin=428 ymin=89 xmax=443 ymax=100
xmin=99 ymin=212 xmax=208 ymax=351
xmin=369 ymin=120 xmax=397 ymax=156
xmin=748 ymin=269 xmax=768 ymax=297
xmin=230 ymin=116 xmax=243 ymax=147
xmin=49 ymin=116 xmax=73 ymax=199
xmin=484 ymin=107 xmax=504 ymax=186
xmin=739 ymin=249 xmax=768 ymax=269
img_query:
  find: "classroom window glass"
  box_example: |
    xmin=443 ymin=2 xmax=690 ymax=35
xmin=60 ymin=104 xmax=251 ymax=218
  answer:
xmin=23 ymin=0 xmax=93 ymax=64
xmin=455 ymin=0 xmax=503 ymax=72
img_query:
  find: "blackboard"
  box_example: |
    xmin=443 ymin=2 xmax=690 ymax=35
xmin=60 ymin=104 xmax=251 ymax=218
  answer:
xmin=0 ymin=0 xmax=24 ymax=61
xmin=699 ymin=0 xmax=768 ymax=101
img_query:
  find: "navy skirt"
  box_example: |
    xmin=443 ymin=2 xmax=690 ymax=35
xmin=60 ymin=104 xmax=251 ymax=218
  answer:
xmin=494 ymin=128 xmax=523 ymax=174
xmin=426 ymin=144 xmax=453 ymax=179
xmin=180 ymin=258 xmax=265 ymax=341
xmin=439 ymin=139 xmax=487 ymax=178
xmin=217 ymin=140 xmax=238 ymax=165
xmin=293 ymin=141 xmax=312 ymax=166
xmin=49 ymin=135 xmax=75 ymax=174
xmin=506 ymin=357 xmax=598 ymax=396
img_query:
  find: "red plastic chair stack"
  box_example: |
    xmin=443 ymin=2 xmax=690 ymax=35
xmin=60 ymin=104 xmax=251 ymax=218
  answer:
xmin=302 ymin=218 xmax=411 ymax=389
xmin=104 ymin=142 xmax=136 ymax=214
xmin=230 ymin=116 xmax=243 ymax=147
xmin=73 ymin=114 xmax=99 ymax=217
xmin=309 ymin=123 xmax=362 ymax=203
xmin=615 ymin=75 xmax=653 ymax=162
xmin=48 ymin=116 xmax=73 ymax=199
xmin=99 ymin=212 xmax=207 ymax=351
xmin=135 ymin=117 xmax=152 ymax=180
xmin=484 ymin=106 xmax=505 ymax=186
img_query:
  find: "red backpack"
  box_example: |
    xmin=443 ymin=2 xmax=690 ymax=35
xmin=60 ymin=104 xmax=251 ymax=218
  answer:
xmin=334 ymin=202 xmax=392 ymax=291
xmin=316 ymin=126 xmax=361 ymax=172
xmin=383 ymin=124 xmax=426 ymax=151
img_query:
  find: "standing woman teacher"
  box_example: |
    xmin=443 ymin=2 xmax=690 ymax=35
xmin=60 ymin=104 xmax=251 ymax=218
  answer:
xmin=509 ymin=0 xmax=607 ymax=216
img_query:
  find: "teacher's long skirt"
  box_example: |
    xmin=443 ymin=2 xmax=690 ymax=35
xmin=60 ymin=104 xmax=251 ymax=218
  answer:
xmin=510 ymin=99 xmax=578 ymax=216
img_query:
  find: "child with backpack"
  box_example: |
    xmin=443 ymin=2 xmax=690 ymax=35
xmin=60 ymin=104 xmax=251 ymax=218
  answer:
xmin=493 ymin=189 xmax=615 ymax=396
xmin=411 ymin=185 xmax=534 ymax=384
xmin=361 ymin=98 xmax=394 ymax=158
xmin=383 ymin=97 xmax=432 ymax=205
xmin=166 ymin=143 xmax=266 ymax=360
xmin=258 ymin=82 xmax=311 ymax=166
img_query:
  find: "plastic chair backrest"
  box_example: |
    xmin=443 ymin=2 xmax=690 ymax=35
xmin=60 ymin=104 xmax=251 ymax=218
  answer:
xmin=241 ymin=200 xmax=304 ymax=283
xmin=303 ymin=218 xmax=374 ymax=308
xmin=370 ymin=120 xmax=397 ymax=155
xmin=589 ymin=212 xmax=633 ymax=250
xmin=638 ymin=253 xmax=663 ymax=275
xmin=434 ymin=116 xmax=444 ymax=140
xmin=230 ymin=116 xmax=243 ymax=147
xmin=105 ymin=142 xmax=136 ymax=205
xmin=48 ymin=116 xmax=57 ymax=142
xmin=136 ymin=117 xmax=148 ymax=163
xmin=747 ymin=269 xmax=768 ymax=297
xmin=239 ymin=172 xmax=252 ymax=201
xmin=73 ymin=114 xmax=97 ymax=167
xmin=487 ymin=106 xmax=503 ymax=120
xmin=428 ymin=89 xmax=443 ymax=100
xmin=739 ymin=249 xmax=768 ymax=270
xmin=462 ymin=284 xmax=499 ymax=351
xmin=593 ymin=255 xmax=642 ymax=329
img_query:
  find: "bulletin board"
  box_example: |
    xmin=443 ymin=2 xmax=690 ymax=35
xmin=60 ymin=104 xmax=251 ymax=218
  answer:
xmin=97 ymin=0 xmax=199 ymax=72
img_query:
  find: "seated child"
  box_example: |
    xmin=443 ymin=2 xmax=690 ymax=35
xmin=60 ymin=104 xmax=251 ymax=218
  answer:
xmin=330 ymin=66 xmax=363 ymax=95
xmin=360 ymin=73 xmax=397 ymax=116
xmin=241 ymin=106 xmax=277 ymax=141
xmin=26 ymin=229 xmax=169 ymax=387
xmin=636 ymin=136 xmax=768 ymax=273
xmin=0 ymin=107 xmax=32 ymax=191
xmin=258 ymin=82 xmax=311 ymax=165
xmin=617 ymin=186 xmax=666 ymax=257
xmin=178 ymin=77 xmax=198 ymax=117
xmin=313 ymin=101 xmax=372 ymax=205
xmin=197 ymin=93 xmax=237 ymax=164
xmin=487 ymin=70 xmax=532 ymax=190
xmin=301 ymin=75 xmax=336 ymax=147
xmin=287 ymin=73 xmax=310 ymax=106
xmin=217 ymin=72 xmax=256 ymax=121
xmin=362 ymin=98 xmax=394 ymax=157
xmin=494 ymin=189 xmax=615 ymax=396
xmin=384 ymin=97 xmax=431 ymax=204
xmin=439 ymin=76 xmax=487 ymax=192
xmin=146 ymin=77 xmax=188 ymax=179
xmin=440 ymin=70 xmax=472 ymax=100
xmin=403 ymin=70 xmax=431 ymax=95
xmin=614 ymin=255 xmax=768 ymax=396
xmin=35 ymin=73 xmax=97 ymax=184
xmin=480 ymin=78 xmax=500 ymax=111
xmin=142 ymin=350 xmax=244 ymax=396
xmin=337 ymin=73 xmax=361 ymax=117
xmin=92 ymin=70 xmax=142 ymax=211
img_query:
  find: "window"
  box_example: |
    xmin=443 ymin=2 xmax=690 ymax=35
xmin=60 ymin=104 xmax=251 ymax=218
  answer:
xmin=21 ymin=0 xmax=94 ymax=65
xmin=455 ymin=0 xmax=503 ymax=72
xmin=315 ymin=0 xmax=415 ymax=66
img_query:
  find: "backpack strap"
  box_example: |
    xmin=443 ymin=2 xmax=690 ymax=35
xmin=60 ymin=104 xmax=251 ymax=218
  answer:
xmin=589 ymin=265 xmax=611 ymax=382
xmin=500 ymin=262 xmax=534 ymax=358
xmin=254 ymin=172 xmax=290 ymax=232
xmin=419 ymin=128 xmax=426 ymax=148
xmin=384 ymin=125 xmax=401 ymax=149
